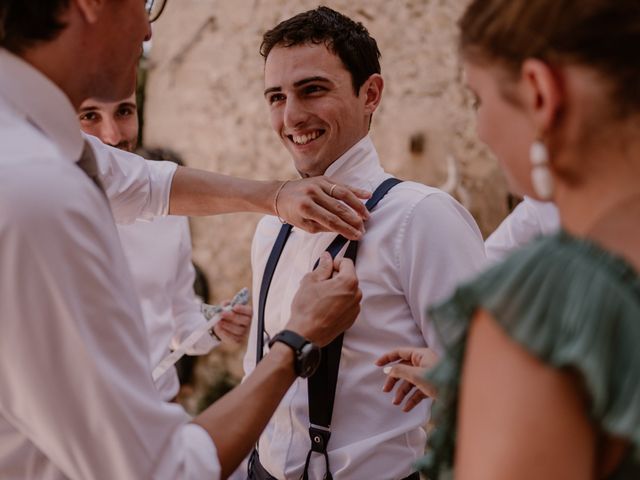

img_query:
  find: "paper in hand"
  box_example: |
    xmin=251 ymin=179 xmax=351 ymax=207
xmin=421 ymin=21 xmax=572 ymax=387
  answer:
xmin=152 ymin=287 xmax=249 ymax=381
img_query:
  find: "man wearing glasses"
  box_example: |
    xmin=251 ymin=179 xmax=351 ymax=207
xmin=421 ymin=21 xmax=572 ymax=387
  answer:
xmin=0 ymin=1 xmax=364 ymax=478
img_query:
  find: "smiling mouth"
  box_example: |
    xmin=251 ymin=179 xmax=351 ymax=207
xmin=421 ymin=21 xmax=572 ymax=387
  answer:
xmin=288 ymin=129 xmax=325 ymax=146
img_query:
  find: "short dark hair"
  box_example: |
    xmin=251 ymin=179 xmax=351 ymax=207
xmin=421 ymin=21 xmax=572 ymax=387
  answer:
xmin=260 ymin=6 xmax=381 ymax=95
xmin=0 ymin=0 xmax=70 ymax=53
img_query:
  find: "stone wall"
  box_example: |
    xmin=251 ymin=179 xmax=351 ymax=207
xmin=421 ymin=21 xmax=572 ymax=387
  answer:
xmin=143 ymin=0 xmax=509 ymax=407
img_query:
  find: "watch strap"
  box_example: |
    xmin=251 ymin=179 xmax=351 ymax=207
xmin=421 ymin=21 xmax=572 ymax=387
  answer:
xmin=268 ymin=329 xmax=308 ymax=352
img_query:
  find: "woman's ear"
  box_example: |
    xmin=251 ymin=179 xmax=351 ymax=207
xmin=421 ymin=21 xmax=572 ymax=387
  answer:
xmin=362 ymin=74 xmax=384 ymax=115
xmin=520 ymin=59 xmax=563 ymax=135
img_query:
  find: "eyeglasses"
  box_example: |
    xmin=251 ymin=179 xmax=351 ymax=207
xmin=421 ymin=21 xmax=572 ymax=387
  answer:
xmin=145 ymin=0 xmax=168 ymax=23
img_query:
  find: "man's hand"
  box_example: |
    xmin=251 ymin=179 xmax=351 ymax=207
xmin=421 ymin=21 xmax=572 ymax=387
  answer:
xmin=376 ymin=347 xmax=439 ymax=412
xmin=213 ymin=304 xmax=252 ymax=346
xmin=287 ymin=252 xmax=361 ymax=347
xmin=277 ymin=177 xmax=371 ymax=241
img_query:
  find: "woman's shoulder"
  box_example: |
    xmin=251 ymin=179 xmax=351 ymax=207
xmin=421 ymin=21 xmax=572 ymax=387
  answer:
xmin=431 ymin=232 xmax=640 ymax=361
xmin=436 ymin=231 xmax=640 ymax=391
xmin=468 ymin=231 xmax=640 ymax=320
xmin=420 ymin=232 xmax=640 ymax=478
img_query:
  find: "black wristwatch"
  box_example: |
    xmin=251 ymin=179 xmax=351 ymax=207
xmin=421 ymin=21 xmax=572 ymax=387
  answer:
xmin=268 ymin=330 xmax=321 ymax=378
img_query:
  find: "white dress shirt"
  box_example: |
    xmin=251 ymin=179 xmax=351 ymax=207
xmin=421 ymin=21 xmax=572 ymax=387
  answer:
xmin=244 ymin=136 xmax=487 ymax=479
xmin=0 ymin=48 xmax=220 ymax=479
xmin=117 ymin=217 xmax=218 ymax=400
xmin=485 ymin=196 xmax=561 ymax=262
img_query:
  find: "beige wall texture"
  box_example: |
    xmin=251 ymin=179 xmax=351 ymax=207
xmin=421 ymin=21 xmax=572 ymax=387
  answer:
xmin=143 ymin=0 xmax=510 ymax=406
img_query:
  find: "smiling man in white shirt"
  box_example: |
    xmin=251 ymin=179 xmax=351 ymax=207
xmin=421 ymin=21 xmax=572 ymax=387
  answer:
xmin=243 ymin=7 xmax=487 ymax=480
xmin=0 ymin=1 xmax=367 ymax=479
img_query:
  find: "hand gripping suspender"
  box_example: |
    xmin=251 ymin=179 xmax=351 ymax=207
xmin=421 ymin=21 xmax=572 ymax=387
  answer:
xmin=254 ymin=178 xmax=402 ymax=480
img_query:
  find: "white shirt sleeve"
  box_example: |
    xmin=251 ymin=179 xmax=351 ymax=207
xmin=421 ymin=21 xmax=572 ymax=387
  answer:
xmin=485 ymin=196 xmax=561 ymax=262
xmin=170 ymin=217 xmax=219 ymax=354
xmin=398 ymin=192 xmax=487 ymax=352
xmin=84 ymin=133 xmax=177 ymax=224
xmin=0 ymin=164 xmax=219 ymax=480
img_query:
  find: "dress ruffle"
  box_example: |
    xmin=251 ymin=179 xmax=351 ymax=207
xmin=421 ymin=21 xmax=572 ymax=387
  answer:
xmin=419 ymin=232 xmax=640 ymax=479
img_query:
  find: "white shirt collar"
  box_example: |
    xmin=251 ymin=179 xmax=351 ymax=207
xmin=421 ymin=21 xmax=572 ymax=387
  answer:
xmin=0 ymin=48 xmax=84 ymax=163
xmin=323 ymin=135 xmax=386 ymax=191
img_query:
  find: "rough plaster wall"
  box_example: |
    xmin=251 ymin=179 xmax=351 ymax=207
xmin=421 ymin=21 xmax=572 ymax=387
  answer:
xmin=143 ymin=0 xmax=509 ymax=402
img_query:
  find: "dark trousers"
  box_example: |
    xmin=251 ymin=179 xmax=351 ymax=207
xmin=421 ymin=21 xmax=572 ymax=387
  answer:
xmin=247 ymin=450 xmax=420 ymax=480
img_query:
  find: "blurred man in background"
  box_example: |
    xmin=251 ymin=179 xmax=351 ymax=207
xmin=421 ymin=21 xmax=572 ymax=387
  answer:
xmin=78 ymin=93 xmax=252 ymax=402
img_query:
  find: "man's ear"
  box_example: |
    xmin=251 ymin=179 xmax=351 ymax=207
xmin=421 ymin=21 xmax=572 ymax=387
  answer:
xmin=72 ymin=0 xmax=106 ymax=24
xmin=362 ymin=74 xmax=384 ymax=115
xmin=520 ymin=59 xmax=563 ymax=135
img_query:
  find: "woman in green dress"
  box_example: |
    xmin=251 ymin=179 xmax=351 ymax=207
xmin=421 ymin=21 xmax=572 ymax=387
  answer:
xmin=379 ymin=1 xmax=640 ymax=478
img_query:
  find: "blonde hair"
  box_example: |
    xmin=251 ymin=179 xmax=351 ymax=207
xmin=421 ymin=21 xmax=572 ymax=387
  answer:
xmin=459 ymin=0 xmax=640 ymax=118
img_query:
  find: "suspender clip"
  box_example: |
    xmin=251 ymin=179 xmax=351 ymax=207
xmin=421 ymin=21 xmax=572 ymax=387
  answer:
xmin=302 ymin=426 xmax=333 ymax=480
xmin=309 ymin=425 xmax=331 ymax=453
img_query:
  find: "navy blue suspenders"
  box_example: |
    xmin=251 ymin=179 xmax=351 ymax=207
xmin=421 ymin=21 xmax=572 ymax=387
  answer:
xmin=253 ymin=178 xmax=402 ymax=480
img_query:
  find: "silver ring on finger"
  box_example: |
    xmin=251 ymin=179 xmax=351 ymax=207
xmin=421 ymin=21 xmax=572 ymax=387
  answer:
xmin=329 ymin=184 xmax=337 ymax=197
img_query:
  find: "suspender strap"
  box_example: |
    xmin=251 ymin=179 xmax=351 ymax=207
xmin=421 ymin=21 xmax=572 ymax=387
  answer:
xmin=256 ymin=223 xmax=293 ymax=364
xmin=303 ymin=178 xmax=402 ymax=480
xmin=252 ymin=177 xmax=402 ymax=480
xmin=255 ymin=177 xmax=401 ymax=364
xmin=302 ymin=244 xmax=359 ymax=480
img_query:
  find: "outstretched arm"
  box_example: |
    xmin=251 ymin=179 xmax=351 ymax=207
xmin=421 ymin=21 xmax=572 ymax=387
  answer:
xmin=169 ymin=167 xmax=370 ymax=240
xmin=87 ymin=137 xmax=370 ymax=240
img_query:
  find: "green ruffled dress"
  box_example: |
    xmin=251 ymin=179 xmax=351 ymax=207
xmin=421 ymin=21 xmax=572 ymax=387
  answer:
xmin=419 ymin=231 xmax=640 ymax=479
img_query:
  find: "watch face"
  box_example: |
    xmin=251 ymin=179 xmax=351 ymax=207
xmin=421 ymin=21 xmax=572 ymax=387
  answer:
xmin=299 ymin=343 xmax=321 ymax=378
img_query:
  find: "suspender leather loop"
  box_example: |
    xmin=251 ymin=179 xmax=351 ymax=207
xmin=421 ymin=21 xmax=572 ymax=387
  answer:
xmin=302 ymin=441 xmax=332 ymax=480
xmin=309 ymin=426 xmax=331 ymax=453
